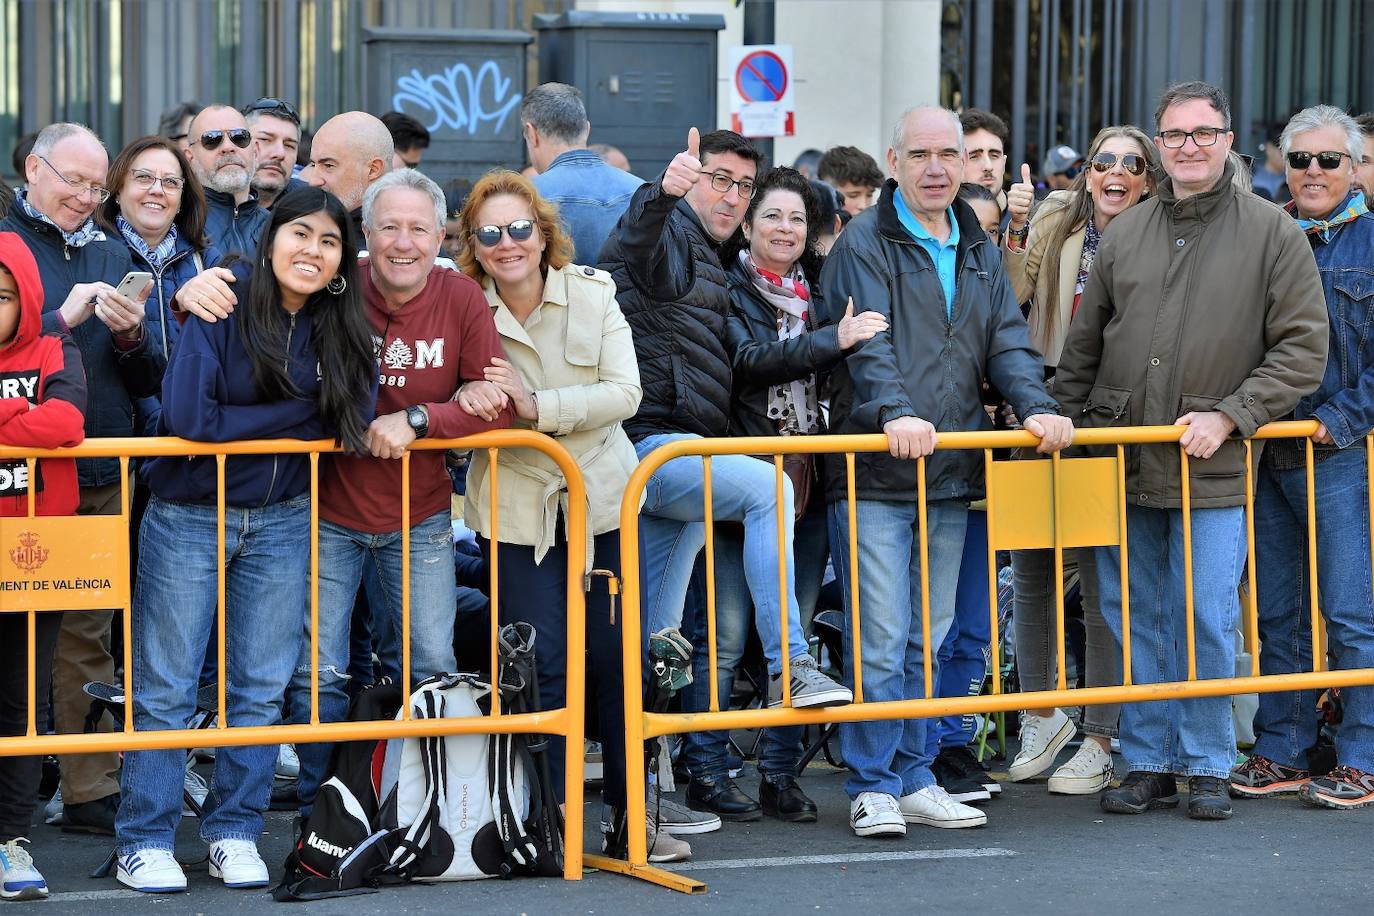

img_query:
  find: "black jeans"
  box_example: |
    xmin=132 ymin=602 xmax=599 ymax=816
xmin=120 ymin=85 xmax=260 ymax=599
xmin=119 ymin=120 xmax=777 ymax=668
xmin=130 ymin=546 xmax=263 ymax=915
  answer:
xmin=0 ymin=611 xmax=63 ymax=838
xmin=479 ymin=529 xmax=627 ymax=808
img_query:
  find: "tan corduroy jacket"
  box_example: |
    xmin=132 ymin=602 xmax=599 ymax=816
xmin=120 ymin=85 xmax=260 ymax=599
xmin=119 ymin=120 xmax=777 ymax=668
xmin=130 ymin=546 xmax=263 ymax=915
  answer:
xmin=1003 ymin=189 xmax=1084 ymax=368
xmin=464 ymin=264 xmax=642 ymax=570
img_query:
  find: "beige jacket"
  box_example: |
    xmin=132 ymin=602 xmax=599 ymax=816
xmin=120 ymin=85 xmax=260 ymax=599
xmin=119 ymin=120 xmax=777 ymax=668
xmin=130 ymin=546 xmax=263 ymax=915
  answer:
xmin=1003 ymin=190 xmax=1083 ymax=367
xmin=464 ymin=264 xmax=642 ymax=569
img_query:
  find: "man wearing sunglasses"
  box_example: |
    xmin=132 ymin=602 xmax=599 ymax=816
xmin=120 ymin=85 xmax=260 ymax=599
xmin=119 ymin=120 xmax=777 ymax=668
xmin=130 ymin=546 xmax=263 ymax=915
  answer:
xmin=1230 ymin=105 xmax=1374 ymax=812
xmin=243 ymin=98 xmax=303 ymax=210
xmin=182 ymin=105 xmax=267 ymax=259
xmin=1055 ymin=81 xmax=1328 ymax=822
xmin=0 ymin=122 xmax=160 ymax=838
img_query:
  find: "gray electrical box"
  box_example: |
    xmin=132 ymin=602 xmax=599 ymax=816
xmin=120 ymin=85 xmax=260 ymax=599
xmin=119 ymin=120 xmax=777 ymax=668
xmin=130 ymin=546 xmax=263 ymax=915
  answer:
xmin=362 ymin=27 xmax=533 ymax=186
xmin=533 ymin=11 xmax=726 ymax=179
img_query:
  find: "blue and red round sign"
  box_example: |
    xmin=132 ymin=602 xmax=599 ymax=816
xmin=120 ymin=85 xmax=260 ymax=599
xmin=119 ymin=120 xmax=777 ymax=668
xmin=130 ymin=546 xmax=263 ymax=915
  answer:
xmin=735 ymin=50 xmax=788 ymax=103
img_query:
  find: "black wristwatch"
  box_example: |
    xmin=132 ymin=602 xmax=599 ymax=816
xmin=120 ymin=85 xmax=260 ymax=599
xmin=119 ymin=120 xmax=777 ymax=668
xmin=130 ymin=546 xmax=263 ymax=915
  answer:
xmin=405 ymin=405 xmax=429 ymax=439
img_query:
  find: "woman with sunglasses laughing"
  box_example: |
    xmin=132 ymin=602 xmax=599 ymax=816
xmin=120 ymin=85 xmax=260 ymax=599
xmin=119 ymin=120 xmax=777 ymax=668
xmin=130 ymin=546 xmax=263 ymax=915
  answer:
xmin=1000 ymin=125 xmax=1159 ymax=798
xmin=453 ymin=170 xmax=661 ymax=859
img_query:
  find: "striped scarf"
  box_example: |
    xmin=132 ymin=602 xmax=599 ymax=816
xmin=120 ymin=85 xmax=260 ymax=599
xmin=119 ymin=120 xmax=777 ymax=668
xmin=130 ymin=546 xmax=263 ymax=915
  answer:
xmin=117 ymin=215 xmax=178 ymax=272
xmin=16 ymin=188 xmax=105 ymax=248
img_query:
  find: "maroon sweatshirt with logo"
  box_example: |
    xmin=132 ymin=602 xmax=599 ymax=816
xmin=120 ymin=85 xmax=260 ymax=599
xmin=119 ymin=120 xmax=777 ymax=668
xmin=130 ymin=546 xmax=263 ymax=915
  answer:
xmin=319 ymin=263 xmax=513 ymax=534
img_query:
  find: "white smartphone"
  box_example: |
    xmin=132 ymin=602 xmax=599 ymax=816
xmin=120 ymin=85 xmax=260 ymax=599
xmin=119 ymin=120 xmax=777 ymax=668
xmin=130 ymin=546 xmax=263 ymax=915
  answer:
xmin=113 ymin=271 xmax=153 ymax=299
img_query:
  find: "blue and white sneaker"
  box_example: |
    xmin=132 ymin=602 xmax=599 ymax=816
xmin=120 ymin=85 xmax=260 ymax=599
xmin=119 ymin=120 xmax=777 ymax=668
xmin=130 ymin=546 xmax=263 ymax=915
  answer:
xmin=0 ymin=838 xmax=48 ymax=900
xmin=116 ymin=848 xmax=187 ymax=893
xmin=208 ymin=839 xmax=269 ymax=888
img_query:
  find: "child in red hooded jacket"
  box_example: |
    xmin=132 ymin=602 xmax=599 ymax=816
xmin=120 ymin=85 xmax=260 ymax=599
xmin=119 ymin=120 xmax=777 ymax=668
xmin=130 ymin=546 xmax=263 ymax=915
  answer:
xmin=0 ymin=232 xmax=86 ymax=901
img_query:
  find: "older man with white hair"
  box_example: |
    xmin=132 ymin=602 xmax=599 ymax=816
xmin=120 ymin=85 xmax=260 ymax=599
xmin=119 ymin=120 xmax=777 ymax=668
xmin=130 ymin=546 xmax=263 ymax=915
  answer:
xmin=820 ymin=106 xmax=1071 ymax=838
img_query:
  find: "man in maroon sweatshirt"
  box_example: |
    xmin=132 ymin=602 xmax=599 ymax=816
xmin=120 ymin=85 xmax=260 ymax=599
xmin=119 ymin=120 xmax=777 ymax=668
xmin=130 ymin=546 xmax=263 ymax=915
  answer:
xmin=174 ymin=171 xmax=513 ymax=810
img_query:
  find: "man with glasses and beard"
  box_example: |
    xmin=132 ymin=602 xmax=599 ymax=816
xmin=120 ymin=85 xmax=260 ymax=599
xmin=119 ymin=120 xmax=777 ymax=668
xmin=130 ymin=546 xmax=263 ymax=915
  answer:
xmin=183 ymin=104 xmax=267 ymax=257
xmin=1054 ymin=81 xmax=1329 ymax=821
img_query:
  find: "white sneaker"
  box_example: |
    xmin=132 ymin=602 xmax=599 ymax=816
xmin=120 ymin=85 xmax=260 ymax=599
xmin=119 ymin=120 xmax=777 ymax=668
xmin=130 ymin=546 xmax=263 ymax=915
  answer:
xmin=275 ymin=744 xmax=300 ymax=780
xmin=898 ymin=785 xmax=988 ymax=828
xmin=0 ymin=838 xmax=48 ymax=901
xmin=850 ymin=791 xmax=906 ymax=837
xmin=208 ymin=839 xmax=269 ymax=888
xmin=1008 ymin=709 xmax=1075 ymax=782
xmin=1048 ymin=739 xmax=1114 ymax=795
xmin=43 ymin=789 xmax=63 ymax=826
xmin=183 ymin=760 xmax=209 ymax=816
xmin=116 ymin=848 xmax=187 ymax=893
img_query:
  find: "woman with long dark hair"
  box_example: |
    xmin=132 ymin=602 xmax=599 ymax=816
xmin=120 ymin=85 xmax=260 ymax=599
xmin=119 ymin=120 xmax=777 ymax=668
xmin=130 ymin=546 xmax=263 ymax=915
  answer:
xmin=113 ymin=187 xmax=375 ymax=895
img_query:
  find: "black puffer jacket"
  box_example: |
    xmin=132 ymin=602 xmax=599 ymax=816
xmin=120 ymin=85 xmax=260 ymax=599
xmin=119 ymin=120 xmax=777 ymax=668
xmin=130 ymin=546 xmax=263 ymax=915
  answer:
xmin=598 ymin=177 xmax=732 ymax=441
xmin=724 ymin=255 xmax=842 ymax=438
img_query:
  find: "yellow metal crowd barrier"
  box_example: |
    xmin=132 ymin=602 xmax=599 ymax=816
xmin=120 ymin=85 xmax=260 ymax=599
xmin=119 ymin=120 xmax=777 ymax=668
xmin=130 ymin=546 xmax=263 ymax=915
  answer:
xmin=0 ymin=429 xmax=588 ymax=882
xmin=613 ymin=421 xmax=1374 ymax=893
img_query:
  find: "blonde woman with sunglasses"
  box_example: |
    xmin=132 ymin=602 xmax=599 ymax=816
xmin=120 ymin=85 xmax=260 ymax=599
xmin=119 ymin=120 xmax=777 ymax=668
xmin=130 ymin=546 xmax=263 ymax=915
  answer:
xmin=1001 ymin=126 xmax=1159 ymax=796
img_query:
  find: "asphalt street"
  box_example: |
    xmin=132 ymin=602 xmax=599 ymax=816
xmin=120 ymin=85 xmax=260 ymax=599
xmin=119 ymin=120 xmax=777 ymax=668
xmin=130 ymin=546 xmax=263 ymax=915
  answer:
xmin=20 ymin=733 xmax=1373 ymax=916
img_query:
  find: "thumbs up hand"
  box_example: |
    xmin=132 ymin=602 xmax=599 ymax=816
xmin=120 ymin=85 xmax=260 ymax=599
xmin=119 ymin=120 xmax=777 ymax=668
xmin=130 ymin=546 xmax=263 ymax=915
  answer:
xmin=1007 ymin=163 xmax=1036 ymax=231
xmin=663 ymin=127 xmax=704 ymax=198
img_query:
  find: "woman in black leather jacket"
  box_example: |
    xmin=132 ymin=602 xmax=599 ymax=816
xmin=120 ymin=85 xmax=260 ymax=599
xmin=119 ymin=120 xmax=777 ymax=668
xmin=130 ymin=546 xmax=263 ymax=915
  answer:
xmin=679 ymin=167 xmax=887 ymax=824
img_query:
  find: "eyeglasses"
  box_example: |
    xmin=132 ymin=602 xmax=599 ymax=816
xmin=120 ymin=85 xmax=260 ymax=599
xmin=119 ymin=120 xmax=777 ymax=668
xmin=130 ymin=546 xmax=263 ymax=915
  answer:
xmin=37 ymin=156 xmax=110 ymax=203
xmin=1090 ymin=152 xmax=1149 ymax=176
xmin=1158 ymin=127 xmax=1227 ymax=148
xmin=706 ymin=172 xmax=756 ymax=199
xmin=128 ymin=169 xmax=186 ymax=193
xmin=190 ymin=128 xmax=252 ymax=151
xmin=1286 ymin=150 xmax=1351 ymax=171
xmin=242 ymin=97 xmax=301 ymax=126
xmin=472 ymin=219 xmax=536 ymax=247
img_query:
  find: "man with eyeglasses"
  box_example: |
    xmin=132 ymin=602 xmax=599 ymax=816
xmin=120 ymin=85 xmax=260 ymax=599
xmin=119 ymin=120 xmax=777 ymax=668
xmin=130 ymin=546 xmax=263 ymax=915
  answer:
xmin=1054 ymin=81 xmax=1328 ymax=822
xmin=0 ymin=121 xmax=160 ymax=837
xmin=183 ymin=105 xmax=267 ymax=258
xmin=820 ymin=106 xmax=1070 ymax=839
xmin=243 ymin=98 xmax=303 ymax=210
xmin=1228 ymin=105 xmax=1374 ymax=811
xmin=598 ymin=125 xmax=852 ymax=835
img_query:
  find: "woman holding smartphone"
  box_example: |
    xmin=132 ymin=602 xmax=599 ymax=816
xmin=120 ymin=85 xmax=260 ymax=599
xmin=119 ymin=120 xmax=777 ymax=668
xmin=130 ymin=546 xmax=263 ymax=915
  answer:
xmin=113 ymin=187 xmax=375 ymax=895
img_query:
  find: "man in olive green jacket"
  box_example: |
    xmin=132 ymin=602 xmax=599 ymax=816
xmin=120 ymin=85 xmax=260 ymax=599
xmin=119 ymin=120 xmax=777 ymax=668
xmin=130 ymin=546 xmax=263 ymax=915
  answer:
xmin=1054 ymin=81 xmax=1328 ymax=821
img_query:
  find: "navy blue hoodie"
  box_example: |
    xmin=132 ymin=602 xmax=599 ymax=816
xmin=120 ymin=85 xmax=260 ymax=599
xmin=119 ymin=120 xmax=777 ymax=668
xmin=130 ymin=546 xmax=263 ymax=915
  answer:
xmin=142 ymin=262 xmax=334 ymax=507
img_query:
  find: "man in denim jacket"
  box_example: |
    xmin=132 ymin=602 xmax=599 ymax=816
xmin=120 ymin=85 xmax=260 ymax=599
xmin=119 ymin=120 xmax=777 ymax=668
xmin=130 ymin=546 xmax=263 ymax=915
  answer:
xmin=1230 ymin=104 xmax=1374 ymax=810
xmin=524 ymin=83 xmax=641 ymax=265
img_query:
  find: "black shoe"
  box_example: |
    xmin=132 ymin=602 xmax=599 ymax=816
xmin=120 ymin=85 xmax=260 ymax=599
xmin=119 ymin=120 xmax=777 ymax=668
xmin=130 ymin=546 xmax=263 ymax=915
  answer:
xmin=1100 ymin=771 xmax=1179 ymax=815
xmin=62 ymin=792 xmax=119 ymax=835
xmin=938 ymin=745 xmax=1002 ymax=796
xmin=759 ymin=774 xmax=818 ymax=823
xmin=687 ymin=775 xmax=762 ymax=821
xmin=1187 ymin=776 xmax=1234 ymax=820
xmin=931 ymin=755 xmax=992 ymax=803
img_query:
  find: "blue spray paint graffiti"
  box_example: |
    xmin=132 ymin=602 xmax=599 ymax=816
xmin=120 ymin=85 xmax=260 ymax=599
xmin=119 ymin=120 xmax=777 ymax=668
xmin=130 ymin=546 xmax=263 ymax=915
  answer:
xmin=392 ymin=60 xmax=521 ymax=136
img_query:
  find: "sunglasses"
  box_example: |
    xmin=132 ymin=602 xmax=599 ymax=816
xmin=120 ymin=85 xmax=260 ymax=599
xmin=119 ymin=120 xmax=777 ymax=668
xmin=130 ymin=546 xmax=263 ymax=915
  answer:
xmin=1090 ymin=152 xmax=1148 ymax=176
xmin=242 ymin=97 xmax=301 ymax=126
xmin=472 ymin=219 xmax=536 ymax=247
xmin=1286 ymin=150 xmax=1351 ymax=171
xmin=191 ymin=128 xmax=252 ymax=151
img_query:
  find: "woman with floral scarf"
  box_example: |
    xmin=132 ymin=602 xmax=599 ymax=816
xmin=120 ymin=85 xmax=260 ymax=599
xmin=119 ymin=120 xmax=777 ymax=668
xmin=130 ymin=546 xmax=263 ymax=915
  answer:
xmin=678 ymin=167 xmax=887 ymax=824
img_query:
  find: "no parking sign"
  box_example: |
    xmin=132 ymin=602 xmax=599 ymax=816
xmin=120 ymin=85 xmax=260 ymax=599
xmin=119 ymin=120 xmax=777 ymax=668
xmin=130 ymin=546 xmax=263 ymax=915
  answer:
xmin=729 ymin=44 xmax=794 ymax=138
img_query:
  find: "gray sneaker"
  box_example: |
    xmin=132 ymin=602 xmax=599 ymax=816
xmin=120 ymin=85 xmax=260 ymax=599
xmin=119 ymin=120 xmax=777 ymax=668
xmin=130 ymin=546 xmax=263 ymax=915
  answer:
xmin=600 ymin=796 xmax=721 ymax=836
xmin=770 ymin=655 xmax=853 ymax=708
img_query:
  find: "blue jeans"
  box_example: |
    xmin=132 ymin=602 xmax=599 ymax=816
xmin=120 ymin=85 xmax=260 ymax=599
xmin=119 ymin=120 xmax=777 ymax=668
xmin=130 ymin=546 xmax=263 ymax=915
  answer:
xmin=1253 ymin=447 xmax=1374 ymax=773
xmin=116 ymin=495 xmax=308 ymax=854
xmin=682 ymin=502 xmax=830 ymax=780
xmin=928 ymin=510 xmax=991 ymax=752
xmin=289 ymin=510 xmax=458 ymax=809
xmin=634 ymin=433 xmax=810 ymax=673
xmin=829 ymin=498 xmax=968 ymax=799
xmin=1096 ymin=505 xmax=1246 ymax=778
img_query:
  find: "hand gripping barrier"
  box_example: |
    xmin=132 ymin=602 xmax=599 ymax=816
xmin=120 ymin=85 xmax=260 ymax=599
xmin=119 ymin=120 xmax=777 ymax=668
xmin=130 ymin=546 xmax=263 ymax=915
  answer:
xmin=608 ymin=421 xmax=1374 ymax=893
xmin=0 ymin=430 xmax=589 ymax=882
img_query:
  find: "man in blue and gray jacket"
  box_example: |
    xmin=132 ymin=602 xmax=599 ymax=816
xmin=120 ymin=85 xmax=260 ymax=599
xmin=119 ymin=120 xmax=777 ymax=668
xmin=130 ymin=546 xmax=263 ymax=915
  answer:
xmin=0 ymin=121 xmax=160 ymax=836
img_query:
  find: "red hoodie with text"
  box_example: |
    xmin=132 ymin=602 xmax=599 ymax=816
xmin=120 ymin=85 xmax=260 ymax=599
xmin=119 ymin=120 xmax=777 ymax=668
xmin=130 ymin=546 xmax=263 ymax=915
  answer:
xmin=0 ymin=233 xmax=86 ymax=516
